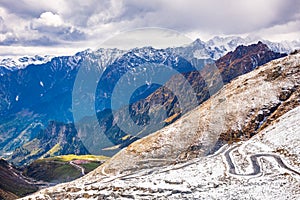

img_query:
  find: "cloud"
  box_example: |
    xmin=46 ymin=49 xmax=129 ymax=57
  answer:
xmin=100 ymin=28 xmax=192 ymax=49
xmin=113 ymin=0 xmax=300 ymax=35
xmin=84 ymin=0 xmax=300 ymax=43
xmin=0 ymin=33 xmax=59 ymax=46
xmin=0 ymin=17 xmax=9 ymax=33
xmin=23 ymin=36 xmax=59 ymax=46
xmin=30 ymin=11 xmax=86 ymax=41
xmin=34 ymin=12 xmax=64 ymax=27
xmin=0 ymin=0 xmax=299 ymax=54
xmin=0 ymin=0 xmax=68 ymax=18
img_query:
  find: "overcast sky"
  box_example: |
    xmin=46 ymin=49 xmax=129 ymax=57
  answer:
xmin=0 ymin=0 xmax=299 ymax=56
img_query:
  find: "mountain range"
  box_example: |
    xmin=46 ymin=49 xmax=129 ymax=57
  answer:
xmin=0 ymin=37 xmax=288 ymax=167
xmin=1 ymin=36 xmax=299 ymax=70
xmin=22 ymin=47 xmax=300 ymax=200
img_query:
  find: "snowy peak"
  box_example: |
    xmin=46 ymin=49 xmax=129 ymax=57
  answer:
xmin=190 ymin=38 xmax=206 ymax=47
xmin=178 ymin=36 xmax=295 ymax=61
xmin=0 ymin=55 xmax=53 ymax=70
xmin=205 ymin=36 xmax=299 ymax=55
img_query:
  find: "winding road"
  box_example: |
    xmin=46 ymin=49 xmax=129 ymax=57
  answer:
xmin=85 ymin=143 xmax=300 ymax=186
xmin=70 ymin=161 xmax=85 ymax=175
xmin=88 ymin=144 xmax=231 ymax=184
xmin=224 ymin=145 xmax=300 ymax=176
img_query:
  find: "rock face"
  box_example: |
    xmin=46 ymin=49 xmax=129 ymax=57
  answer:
xmin=91 ymin=52 xmax=298 ymax=175
xmin=22 ymin=48 xmax=300 ymax=199
xmin=216 ymin=41 xmax=287 ymax=83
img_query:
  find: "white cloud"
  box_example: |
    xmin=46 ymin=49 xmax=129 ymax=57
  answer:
xmin=0 ymin=45 xmax=81 ymax=58
xmin=99 ymin=28 xmax=192 ymax=49
xmin=34 ymin=12 xmax=64 ymax=27
xmin=254 ymin=20 xmax=300 ymax=42
xmin=0 ymin=0 xmax=299 ymax=55
xmin=30 ymin=11 xmax=86 ymax=42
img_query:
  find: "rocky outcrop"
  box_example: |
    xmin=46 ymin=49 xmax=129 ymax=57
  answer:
xmin=216 ymin=41 xmax=287 ymax=83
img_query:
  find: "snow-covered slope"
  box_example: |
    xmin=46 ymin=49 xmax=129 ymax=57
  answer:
xmin=22 ymin=45 xmax=300 ymax=200
xmin=22 ymin=102 xmax=300 ymax=199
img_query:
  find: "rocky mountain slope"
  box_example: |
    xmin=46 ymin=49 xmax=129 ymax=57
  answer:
xmin=22 ymin=47 xmax=300 ymax=199
xmin=24 ymin=107 xmax=300 ymax=199
xmin=0 ymin=49 xmax=123 ymax=165
xmin=0 ymin=159 xmax=38 ymax=200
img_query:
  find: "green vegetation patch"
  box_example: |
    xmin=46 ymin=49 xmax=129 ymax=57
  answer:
xmin=23 ymin=154 xmax=109 ymax=183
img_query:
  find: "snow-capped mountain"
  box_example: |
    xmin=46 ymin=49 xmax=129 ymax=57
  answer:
xmin=0 ymin=36 xmax=298 ymax=71
xmin=21 ymin=48 xmax=300 ymax=200
xmin=207 ymin=36 xmax=299 ymax=59
xmin=173 ymin=36 xmax=298 ymax=61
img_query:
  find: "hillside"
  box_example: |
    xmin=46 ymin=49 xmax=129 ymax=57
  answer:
xmin=0 ymin=159 xmax=38 ymax=200
xmin=24 ymin=106 xmax=300 ymax=199
xmin=0 ymin=154 xmax=108 ymax=200
xmin=22 ymin=49 xmax=300 ymax=199
xmin=23 ymin=155 xmax=108 ymax=184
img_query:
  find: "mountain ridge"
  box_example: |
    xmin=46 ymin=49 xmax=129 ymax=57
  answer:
xmin=1 ymin=36 xmax=298 ymax=71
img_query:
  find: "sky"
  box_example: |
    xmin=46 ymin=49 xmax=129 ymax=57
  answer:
xmin=0 ymin=0 xmax=300 ymax=57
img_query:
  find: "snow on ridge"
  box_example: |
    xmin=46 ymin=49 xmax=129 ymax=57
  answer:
xmin=0 ymin=55 xmax=53 ymax=70
xmin=206 ymin=35 xmax=298 ymax=54
xmin=0 ymin=37 xmax=298 ymax=71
